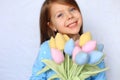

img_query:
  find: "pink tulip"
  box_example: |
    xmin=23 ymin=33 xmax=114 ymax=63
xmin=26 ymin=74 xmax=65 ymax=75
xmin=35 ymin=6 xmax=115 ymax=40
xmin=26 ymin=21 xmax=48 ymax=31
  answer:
xmin=72 ymin=46 xmax=82 ymax=61
xmin=51 ymin=48 xmax=64 ymax=64
xmin=82 ymin=41 xmax=96 ymax=53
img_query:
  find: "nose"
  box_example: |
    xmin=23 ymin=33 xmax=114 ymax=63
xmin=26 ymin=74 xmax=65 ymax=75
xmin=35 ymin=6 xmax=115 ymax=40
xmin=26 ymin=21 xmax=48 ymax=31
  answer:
xmin=66 ymin=12 xmax=73 ymax=20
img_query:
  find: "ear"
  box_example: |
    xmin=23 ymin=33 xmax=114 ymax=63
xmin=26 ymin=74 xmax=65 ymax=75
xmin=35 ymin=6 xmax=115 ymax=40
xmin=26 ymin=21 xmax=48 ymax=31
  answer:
xmin=47 ymin=22 xmax=57 ymax=32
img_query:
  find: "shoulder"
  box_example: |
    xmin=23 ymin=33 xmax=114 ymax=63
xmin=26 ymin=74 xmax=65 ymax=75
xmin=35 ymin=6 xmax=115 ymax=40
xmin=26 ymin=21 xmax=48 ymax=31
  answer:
xmin=38 ymin=40 xmax=52 ymax=60
xmin=40 ymin=40 xmax=49 ymax=50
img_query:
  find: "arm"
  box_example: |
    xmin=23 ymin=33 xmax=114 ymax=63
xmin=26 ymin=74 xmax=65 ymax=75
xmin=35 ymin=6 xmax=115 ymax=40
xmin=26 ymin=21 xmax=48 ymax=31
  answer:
xmin=30 ymin=41 xmax=52 ymax=80
xmin=91 ymin=60 xmax=107 ymax=80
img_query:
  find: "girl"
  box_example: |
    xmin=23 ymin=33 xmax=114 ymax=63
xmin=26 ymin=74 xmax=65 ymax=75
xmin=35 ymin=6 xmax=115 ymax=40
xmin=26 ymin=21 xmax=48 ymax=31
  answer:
xmin=30 ymin=0 xmax=106 ymax=80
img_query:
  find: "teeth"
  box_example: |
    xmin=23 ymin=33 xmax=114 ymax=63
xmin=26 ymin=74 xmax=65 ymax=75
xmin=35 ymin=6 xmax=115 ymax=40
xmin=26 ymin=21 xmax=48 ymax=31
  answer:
xmin=68 ymin=21 xmax=77 ymax=27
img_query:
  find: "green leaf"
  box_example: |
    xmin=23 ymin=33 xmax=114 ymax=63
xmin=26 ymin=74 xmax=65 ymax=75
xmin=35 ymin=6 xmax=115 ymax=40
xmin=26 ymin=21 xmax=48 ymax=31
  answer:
xmin=36 ymin=66 xmax=50 ymax=75
xmin=69 ymin=63 xmax=78 ymax=79
xmin=80 ymin=74 xmax=91 ymax=80
xmin=41 ymin=59 xmax=66 ymax=80
xmin=79 ymin=63 xmax=108 ymax=79
xmin=82 ymin=67 xmax=108 ymax=75
xmin=73 ymin=76 xmax=80 ymax=80
xmin=82 ymin=64 xmax=100 ymax=72
xmin=80 ymin=67 xmax=108 ymax=79
xmin=75 ymin=65 xmax=84 ymax=76
xmin=58 ymin=62 xmax=67 ymax=79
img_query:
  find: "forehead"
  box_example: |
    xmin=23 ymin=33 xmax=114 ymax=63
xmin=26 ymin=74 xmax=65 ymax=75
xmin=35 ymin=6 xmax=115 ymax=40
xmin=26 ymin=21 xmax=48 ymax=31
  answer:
xmin=49 ymin=3 xmax=74 ymax=15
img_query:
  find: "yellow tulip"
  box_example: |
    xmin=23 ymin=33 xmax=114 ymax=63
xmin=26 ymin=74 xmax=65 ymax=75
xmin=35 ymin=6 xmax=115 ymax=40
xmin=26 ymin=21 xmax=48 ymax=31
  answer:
xmin=55 ymin=33 xmax=66 ymax=50
xmin=63 ymin=34 xmax=70 ymax=41
xmin=79 ymin=32 xmax=92 ymax=47
xmin=49 ymin=37 xmax=56 ymax=48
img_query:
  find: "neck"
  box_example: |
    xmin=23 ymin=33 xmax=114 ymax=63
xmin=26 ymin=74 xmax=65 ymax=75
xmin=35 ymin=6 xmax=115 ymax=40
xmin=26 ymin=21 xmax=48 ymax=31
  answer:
xmin=68 ymin=34 xmax=80 ymax=41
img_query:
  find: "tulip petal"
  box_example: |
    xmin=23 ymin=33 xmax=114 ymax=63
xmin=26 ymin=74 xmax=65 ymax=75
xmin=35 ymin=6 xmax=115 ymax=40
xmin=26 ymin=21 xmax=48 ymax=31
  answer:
xmin=97 ymin=44 xmax=104 ymax=52
xmin=88 ymin=50 xmax=104 ymax=64
xmin=82 ymin=41 xmax=96 ymax=53
xmin=49 ymin=37 xmax=56 ymax=48
xmin=55 ymin=33 xmax=66 ymax=50
xmin=64 ymin=39 xmax=75 ymax=56
xmin=79 ymin=32 xmax=92 ymax=47
xmin=75 ymin=52 xmax=89 ymax=65
xmin=72 ymin=46 xmax=82 ymax=61
xmin=51 ymin=48 xmax=64 ymax=64
xmin=63 ymin=34 xmax=70 ymax=41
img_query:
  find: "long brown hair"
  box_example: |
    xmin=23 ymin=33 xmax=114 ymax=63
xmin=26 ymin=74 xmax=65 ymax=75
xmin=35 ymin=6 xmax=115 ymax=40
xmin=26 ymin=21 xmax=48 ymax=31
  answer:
xmin=40 ymin=0 xmax=83 ymax=44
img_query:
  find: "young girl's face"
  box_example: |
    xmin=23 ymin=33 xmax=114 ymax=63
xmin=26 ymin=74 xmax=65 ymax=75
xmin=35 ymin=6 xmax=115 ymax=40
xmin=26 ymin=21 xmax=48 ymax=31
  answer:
xmin=48 ymin=3 xmax=82 ymax=37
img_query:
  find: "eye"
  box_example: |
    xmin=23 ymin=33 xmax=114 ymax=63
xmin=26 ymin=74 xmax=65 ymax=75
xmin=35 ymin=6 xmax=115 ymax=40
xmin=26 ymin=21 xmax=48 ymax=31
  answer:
xmin=69 ymin=7 xmax=76 ymax=12
xmin=57 ymin=13 xmax=63 ymax=18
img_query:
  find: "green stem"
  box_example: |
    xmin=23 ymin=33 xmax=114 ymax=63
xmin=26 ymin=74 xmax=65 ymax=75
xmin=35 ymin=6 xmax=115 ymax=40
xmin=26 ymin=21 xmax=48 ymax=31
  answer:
xmin=69 ymin=63 xmax=77 ymax=79
xmin=76 ymin=65 xmax=84 ymax=76
xmin=67 ymin=54 xmax=69 ymax=79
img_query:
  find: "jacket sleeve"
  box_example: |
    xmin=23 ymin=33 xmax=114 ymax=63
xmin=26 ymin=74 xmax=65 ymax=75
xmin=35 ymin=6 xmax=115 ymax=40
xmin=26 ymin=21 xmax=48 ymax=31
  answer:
xmin=91 ymin=60 xmax=107 ymax=80
xmin=29 ymin=41 xmax=52 ymax=80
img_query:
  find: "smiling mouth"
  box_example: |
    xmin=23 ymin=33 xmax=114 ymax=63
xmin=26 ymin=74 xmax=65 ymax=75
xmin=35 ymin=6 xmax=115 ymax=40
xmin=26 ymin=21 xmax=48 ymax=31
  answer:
xmin=67 ymin=21 xmax=78 ymax=28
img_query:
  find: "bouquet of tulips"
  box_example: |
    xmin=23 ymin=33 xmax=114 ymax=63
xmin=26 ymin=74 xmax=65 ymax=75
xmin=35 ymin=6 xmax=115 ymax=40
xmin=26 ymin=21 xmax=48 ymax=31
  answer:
xmin=37 ymin=32 xmax=108 ymax=80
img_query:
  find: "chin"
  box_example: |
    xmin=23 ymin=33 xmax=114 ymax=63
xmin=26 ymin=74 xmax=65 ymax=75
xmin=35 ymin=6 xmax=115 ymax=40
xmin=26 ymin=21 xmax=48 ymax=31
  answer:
xmin=69 ymin=31 xmax=80 ymax=35
xmin=71 ymin=29 xmax=80 ymax=34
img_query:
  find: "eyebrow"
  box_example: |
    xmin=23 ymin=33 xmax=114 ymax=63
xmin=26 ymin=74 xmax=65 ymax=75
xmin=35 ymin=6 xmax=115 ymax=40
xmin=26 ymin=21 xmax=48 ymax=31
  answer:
xmin=52 ymin=6 xmax=76 ymax=18
xmin=53 ymin=10 xmax=64 ymax=17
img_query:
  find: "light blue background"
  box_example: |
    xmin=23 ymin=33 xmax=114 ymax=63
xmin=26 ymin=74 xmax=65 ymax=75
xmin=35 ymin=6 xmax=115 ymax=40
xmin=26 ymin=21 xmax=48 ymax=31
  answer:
xmin=0 ymin=0 xmax=120 ymax=80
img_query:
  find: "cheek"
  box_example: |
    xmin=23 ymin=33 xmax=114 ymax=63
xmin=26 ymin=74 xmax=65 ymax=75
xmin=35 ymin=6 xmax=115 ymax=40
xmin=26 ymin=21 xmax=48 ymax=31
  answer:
xmin=77 ymin=13 xmax=82 ymax=19
xmin=56 ymin=20 xmax=65 ymax=27
xmin=74 ymin=11 xmax=82 ymax=18
xmin=77 ymin=14 xmax=82 ymax=23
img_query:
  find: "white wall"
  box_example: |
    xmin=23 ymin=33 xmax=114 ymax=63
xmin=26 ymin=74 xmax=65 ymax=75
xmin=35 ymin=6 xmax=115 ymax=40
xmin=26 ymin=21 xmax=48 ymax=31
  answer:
xmin=0 ymin=0 xmax=44 ymax=80
xmin=77 ymin=0 xmax=120 ymax=80
xmin=0 ymin=0 xmax=120 ymax=80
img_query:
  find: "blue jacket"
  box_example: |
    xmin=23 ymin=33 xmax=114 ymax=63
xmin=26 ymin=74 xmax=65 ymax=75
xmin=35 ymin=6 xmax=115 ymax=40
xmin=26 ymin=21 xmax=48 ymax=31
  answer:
xmin=30 ymin=41 xmax=106 ymax=80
